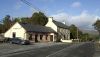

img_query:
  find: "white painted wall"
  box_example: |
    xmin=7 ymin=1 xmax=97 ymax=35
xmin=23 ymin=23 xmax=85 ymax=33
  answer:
xmin=61 ymin=39 xmax=72 ymax=43
xmin=49 ymin=33 xmax=55 ymax=41
xmin=45 ymin=17 xmax=57 ymax=32
xmin=4 ymin=22 xmax=27 ymax=40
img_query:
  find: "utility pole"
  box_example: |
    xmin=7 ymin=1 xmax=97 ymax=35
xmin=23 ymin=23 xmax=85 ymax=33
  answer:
xmin=77 ymin=28 xmax=79 ymax=42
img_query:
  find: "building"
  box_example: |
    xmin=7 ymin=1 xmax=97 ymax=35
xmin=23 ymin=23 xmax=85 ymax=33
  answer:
xmin=4 ymin=17 xmax=71 ymax=42
xmin=46 ymin=17 xmax=71 ymax=42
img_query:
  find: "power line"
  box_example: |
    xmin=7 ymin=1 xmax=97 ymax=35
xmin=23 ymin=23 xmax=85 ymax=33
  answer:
xmin=20 ymin=0 xmax=41 ymax=12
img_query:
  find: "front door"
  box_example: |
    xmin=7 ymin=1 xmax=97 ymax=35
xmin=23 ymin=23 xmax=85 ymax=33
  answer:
xmin=50 ymin=35 xmax=53 ymax=41
xmin=12 ymin=32 xmax=16 ymax=38
xmin=35 ymin=34 xmax=38 ymax=42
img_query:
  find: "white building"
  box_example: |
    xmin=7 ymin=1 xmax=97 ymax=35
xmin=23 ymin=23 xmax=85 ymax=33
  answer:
xmin=4 ymin=17 xmax=71 ymax=42
xmin=46 ymin=17 xmax=72 ymax=42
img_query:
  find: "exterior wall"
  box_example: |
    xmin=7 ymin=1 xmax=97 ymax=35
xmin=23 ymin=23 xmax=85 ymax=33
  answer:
xmin=4 ymin=22 xmax=27 ymax=40
xmin=57 ymin=27 xmax=70 ymax=40
xmin=45 ymin=17 xmax=70 ymax=41
xmin=27 ymin=33 xmax=55 ymax=42
xmin=45 ymin=17 xmax=57 ymax=32
xmin=61 ymin=39 xmax=72 ymax=43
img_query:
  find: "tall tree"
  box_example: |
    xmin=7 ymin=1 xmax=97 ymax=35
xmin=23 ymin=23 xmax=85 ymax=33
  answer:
xmin=69 ymin=24 xmax=78 ymax=39
xmin=13 ymin=18 xmax=21 ymax=22
xmin=81 ymin=33 xmax=89 ymax=41
xmin=0 ymin=24 xmax=3 ymax=33
xmin=69 ymin=24 xmax=83 ymax=40
xmin=20 ymin=17 xmax=30 ymax=23
xmin=3 ymin=15 xmax=12 ymax=32
xmin=93 ymin=19 xmax=100 ymax=35
xmin=30 ymin=12 xmax=48 ymax=25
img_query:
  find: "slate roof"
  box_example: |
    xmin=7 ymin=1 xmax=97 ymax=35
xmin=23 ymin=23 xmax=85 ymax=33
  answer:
xmin=53 ymin=20 xmax=68 ymax=29
xmin=19 ymin=23 xmax=56 ymax=33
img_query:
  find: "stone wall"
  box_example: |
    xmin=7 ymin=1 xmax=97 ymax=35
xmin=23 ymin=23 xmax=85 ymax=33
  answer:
xmin=58 ymin=27 xmax=70 ymax=40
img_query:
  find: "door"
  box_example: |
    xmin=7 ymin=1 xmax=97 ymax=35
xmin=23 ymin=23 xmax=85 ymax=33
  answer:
xmin=12 ymin=32 xmax=16 ymax=38
xmin=50 ymin=35 xmax=53 ymax=41
xmin=35 ymin=34 xmax=38 ymax=42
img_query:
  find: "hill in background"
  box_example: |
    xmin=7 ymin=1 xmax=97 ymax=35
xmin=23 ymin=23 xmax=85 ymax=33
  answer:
xmin=80 ymin=29 xmax=99 ymax=36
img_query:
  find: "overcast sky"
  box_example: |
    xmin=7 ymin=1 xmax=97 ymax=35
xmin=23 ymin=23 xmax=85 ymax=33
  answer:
xmin=0 ymin=0 xmax=100 ymax=30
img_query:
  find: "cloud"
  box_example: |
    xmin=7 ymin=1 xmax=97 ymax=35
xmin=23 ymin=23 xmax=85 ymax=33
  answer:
xmin=71 ymin=2 xmax=81 ymax=8
xmin=14 ymin=1 xmax=23 ymax=10
xmin=51 ymin=10 xmax=99 ymax=30
xmin=51 ymin=12 xmax=69 ymax=25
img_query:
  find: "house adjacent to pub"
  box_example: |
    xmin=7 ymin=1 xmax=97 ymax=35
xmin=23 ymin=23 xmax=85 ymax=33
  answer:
xmin=46 ymin=17 xmax=71 ymax=42
xmin=4 ymin=17 xmax=71 ymax=42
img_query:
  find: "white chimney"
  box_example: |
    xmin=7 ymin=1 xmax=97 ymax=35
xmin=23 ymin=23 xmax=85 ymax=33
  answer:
xmin=62 ymin=21 xmax=66 ymax=24
xmin=48 ymin=17 xmax=53 ymax=22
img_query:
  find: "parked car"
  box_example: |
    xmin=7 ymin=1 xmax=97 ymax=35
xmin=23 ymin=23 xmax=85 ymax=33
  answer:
xmin=3 ymin=38 xmax=12 ymax=43
xmin=10 ymin=38 xmax=30 ymax=45
xmin=21 ymin=40 xmax=31 ymax=45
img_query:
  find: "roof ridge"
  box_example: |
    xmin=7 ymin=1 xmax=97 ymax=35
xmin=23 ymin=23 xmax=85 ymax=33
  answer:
xmin=53 ymin=20 xmax=68 ymax=29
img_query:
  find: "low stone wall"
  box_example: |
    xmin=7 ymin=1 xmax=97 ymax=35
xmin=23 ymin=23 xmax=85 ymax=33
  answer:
xmin=46 ymin=42 xmax=95 ymax=57
xmin=61 ymin=39 xmax=72 ymax=43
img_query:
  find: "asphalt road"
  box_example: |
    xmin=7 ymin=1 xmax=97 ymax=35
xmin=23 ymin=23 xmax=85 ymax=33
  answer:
xmin=4 ymin=44 xmax=71 ymax=57
xmin=0 ymin=43 xmax=97 ymax=57
xmin=93 ymin=43 xmax=100 ymax=57
xmin=0 ymin=43 xmax=68 ymax=57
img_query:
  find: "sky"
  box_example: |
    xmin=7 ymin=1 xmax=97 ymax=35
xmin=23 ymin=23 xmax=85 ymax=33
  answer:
xmin=0 ymin=0 xmax=100 ymax=30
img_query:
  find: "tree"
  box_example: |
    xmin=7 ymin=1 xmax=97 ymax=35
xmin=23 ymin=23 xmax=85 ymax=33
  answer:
xmin=69 ymin=24 xmax=78 ymax=39
xmin=0 ymin=24 xmax=3 ymax=33
xmin=81 ymin=33 xmax=89 ymax=41
xmin=3 ymin=15 xmax=12 ymax=32
xmin=13 ymin=18 xmax=21 ymax=22
xmin=69 ymin=24 xmax=86 ymax=41
xmin=93 ymin=19 xmax=100 ymax=35
xmin=20 ymin=17 xmax=30 ymax=23
xmin=30 ymin=12 xmax=48 ymax=25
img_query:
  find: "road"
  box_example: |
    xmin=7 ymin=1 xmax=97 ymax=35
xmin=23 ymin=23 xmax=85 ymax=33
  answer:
xmin=3 ymin=43 xmax=71 ymax=57
xmin=0 ymin=43 xmax=70 ymax=57
xmin=93 ymin=43 xmax=100 ymax=57
xmin=0 ymin=42 xmax=95 ymax=57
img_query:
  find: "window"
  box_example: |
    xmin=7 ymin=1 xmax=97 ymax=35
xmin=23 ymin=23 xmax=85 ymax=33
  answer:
xmin=46 ymin=35 xmax=48 ymax=40
xmin=29 ymin=34 xmax=32 ymax=40
xmin=64 ymin=35 xmax=66 ymax=40
xmin=40 ymin=35 xmax=43 ymax=40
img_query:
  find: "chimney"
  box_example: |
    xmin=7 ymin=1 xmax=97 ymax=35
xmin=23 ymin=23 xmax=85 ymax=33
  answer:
xmin=48 ymin=17 xmax=53 ymax=22
xmin=62 ymin=21 xmax=66 ymax=24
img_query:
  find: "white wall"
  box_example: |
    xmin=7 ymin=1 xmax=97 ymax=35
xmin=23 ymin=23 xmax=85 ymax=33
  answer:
xmin=49 ymin=33 xmax=55 ymax=41
xmin=45 ymin=17 xmax=57 ymax=32
xmin=61 ymin=39 xmax=72 ymax=43
xmin=4 ymin=22 xmax=27 ymax=40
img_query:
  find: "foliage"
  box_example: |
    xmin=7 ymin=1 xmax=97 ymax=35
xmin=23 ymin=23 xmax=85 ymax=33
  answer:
xmin=3 ymin=15 xmax=12 ymax=32
xmin=13 ymin=18 xmax=21 ymax=23
xmin=0 ymin=12 xmax=48 ymax=33
xmin=81 ymin=33 xmax=89 ymax=41
xmin=69 ymin=24 xmax=92 ymax=42
xmin=0 ymin=24 xmax=3 ymax=33
xmin=30 ymin=12 xmax=48 ymax=25
xmin=93 ymin=19 xmax=100 ymax=35
xmin=69 ymin=24 xmax=77 ymax=39
xmin=69 ymin=24 xmax=82 ymax=39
